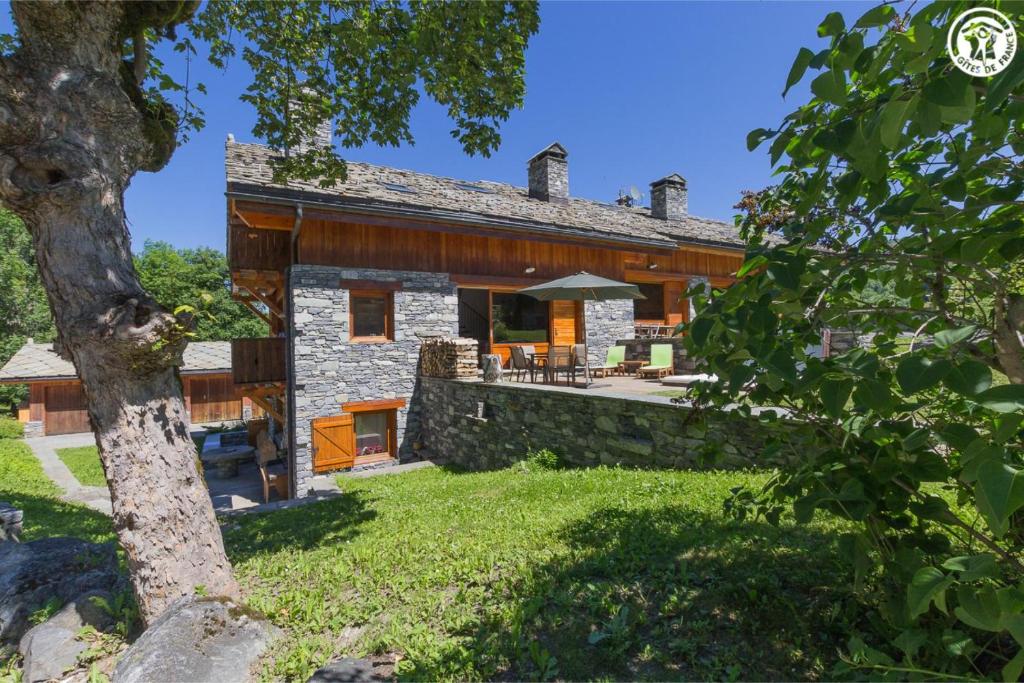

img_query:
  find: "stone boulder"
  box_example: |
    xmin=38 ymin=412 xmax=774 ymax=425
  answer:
xmin=19 ymin=590 xmax=115 ymax=683
xmin=0 ymin=537 xmax=119 ymax=644
xmin=308 ymin=657 xmax=394 ymax=682
xmin=113 ymin=596 xmax=280 ymax=683
xmin=0 ymin=502 xmax=22 ymax=542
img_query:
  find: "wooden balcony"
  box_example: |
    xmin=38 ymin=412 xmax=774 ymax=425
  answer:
xmin=231 ymin=337 xmax=287 ymax=385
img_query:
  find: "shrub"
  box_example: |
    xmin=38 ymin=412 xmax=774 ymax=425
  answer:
xmin=525 ymin=448 xmax=563 ymax=470
xmin=0 ymin=416 xmax=24 ymax=440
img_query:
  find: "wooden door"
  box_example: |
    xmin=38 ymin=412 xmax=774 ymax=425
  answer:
xmin=312 ymin=414 xmax=356 ymax=473
xmin=45 ymin=383 xmax=91 ymax=435
xmin=189 ymin=375 xmax=243 ymax=424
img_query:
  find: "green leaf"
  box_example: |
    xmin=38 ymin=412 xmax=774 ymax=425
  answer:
xmin=986 ymin=46 xmax=1024 ymax=110
xmin=975 ymin=461 xmax=1024 ymax=538
xmin=855 ymin=4 xmax=895 ymax=28
xmin=955 ymin=585 xmax=1004 ymax=632
xmin=690 ymin=318 xmax=714 ymax=349
xmin=976 ymin=384 xmax=1024 ymax=413
xmin=853 ymin=379 xmax=893 ymax=413
xmin=811 ymin=69 xmax=847 ymax=105
xmin=879 ymin=95 xmax=918 ymax=149
xmin=736 ymin=254 xmax=768 ymax=278
xmin=942 ymin=554 xmax=999 ymax=581
xmin=993 ymin=414 xmax=1024 ymax=445
xmin=1003 ymin=647 xmax=1024 ymax=683
xmin=944 ymin=360 xmax=993 ymax=396
xmin=923 ymin=71 xmax=973 ymax=108
xmin=783 ymin=47 xmax=815 ymax=97
xmin=821 ymin=378 xmax=853 ymax=419
xmin=908 ymin=566 xmax=952 ymax=619
xmin=746 ymin=128 xmax=774 ymax=152
xmin=896 ymin=356 xmax=950 ymax=394
xmin=934 ymin=325 xmax=977 ymax=349
xmin=818 ymin=11 xmax=845 ymax=37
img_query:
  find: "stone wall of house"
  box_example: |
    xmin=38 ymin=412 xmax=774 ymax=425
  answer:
xmin=583 ymin=299 xmax=634 ymax=366
xmin=22 ymin=421 xmax=43 ymax=438
xmin=418 ymin=377 xmax=803 ymax=471
xmin=287 ymin=265 xmax=457 ymax=496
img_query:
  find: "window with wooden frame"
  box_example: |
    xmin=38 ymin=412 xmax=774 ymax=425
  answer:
xmin=349 ymin=289 xmax=394 ymax=342
xmin=633 ymin=282 xmax=666 ymax=322
xmin=342 ymin=399 xmax=405 ymax=464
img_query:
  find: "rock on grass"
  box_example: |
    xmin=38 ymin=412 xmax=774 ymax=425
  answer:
xmin=113 ymin=596 xmax=280 ymax=683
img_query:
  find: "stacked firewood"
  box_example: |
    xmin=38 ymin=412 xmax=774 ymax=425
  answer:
xmin=420 ymin=337 xmax=479 ymax=379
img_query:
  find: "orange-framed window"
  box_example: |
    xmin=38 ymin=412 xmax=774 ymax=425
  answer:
xmin=342 ymin=399 xmax=405 ymax=461
xmin=349 ymin=289 xmax=394 ymax=342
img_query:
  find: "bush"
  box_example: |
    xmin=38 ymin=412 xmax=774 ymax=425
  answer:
xmin=0 ymin=417 xmax=24 ymax=439
xmin=525 ymin=448 xmax=562 ymax=470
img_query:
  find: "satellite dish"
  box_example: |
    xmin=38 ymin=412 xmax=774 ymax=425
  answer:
xmin=629 ymin=185 xmax=641 ymax=201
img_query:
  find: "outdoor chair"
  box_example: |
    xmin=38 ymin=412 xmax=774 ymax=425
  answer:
xmin=593 ymin=345 xmax=626 ymax=378
xmin=637 ymin=343 xmax=673 ymax=379
xmin=521 ymin=344 xmax=538 ymax=381
xmin=509 ymin=346 xmax=535 ymax=382
xmin=256 ymin=429 xmax=288 ymax=504
xmin=571 ymin=343 xmax=588 ymax=383
xmin=545 ymin=345 xmax=573 ymax=385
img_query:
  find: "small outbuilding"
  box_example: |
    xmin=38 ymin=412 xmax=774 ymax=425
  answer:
xmin=0 ymin=341 xmax=257 ymax=436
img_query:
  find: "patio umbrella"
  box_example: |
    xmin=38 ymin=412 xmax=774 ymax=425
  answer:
xmin=519 ymin=271 xmax=645 ymax=386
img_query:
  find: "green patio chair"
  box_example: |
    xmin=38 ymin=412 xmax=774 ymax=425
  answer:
xmin=593 ymin=345 xmax=626 ymax=378
xmin=637 ymin=343 xmax=673 ymax=379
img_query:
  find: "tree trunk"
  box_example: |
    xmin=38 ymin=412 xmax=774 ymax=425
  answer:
xmin=0 ymin=1 xmax=237 ymax=624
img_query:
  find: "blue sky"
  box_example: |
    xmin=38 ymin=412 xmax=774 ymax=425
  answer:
xmin=4 ymin=1 xmax=873 ymax=251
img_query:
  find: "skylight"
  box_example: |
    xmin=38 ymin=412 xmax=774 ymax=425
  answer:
xmin=379 ymin=181 xmax=417 ymax=194
xmin=453 ymin=182 xmax=495 ymax=194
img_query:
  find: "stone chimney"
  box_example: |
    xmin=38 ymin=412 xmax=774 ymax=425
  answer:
xmin=292 ymin=118 xmax=333 ymax=154
xmin=528 ymin=142 xmax=569 ymax=202
xmin=649 ymin=174 xmax=688 ymax=220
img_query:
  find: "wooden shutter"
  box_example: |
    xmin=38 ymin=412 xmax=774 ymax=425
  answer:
xmin=311 ymin=414 xmax=355 ymax=473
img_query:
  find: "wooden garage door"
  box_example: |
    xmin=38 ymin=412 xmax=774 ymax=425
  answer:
xmin=45 ymin=383 xmax=91 ymax=435
xmin=312 ymin=414 xmax=355 ymax=473
xmin=188 ymin=375 xmax=243 ymax=424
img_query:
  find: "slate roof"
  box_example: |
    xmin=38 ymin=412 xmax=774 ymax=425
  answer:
xmin=0 ymin=341 xmax=232 ymax=382
xmin=225 ymin=141 xmax=745 ymax=250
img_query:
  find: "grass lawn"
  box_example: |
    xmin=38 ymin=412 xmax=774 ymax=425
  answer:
xmin=5 ymin=435 xmax=857 ymax=681
xmin=0 ymin=438 xmax=113 ymax=543
xmin=57 ymin=445 xmax=107 ymax=487
xmin=226 ymin=464 xmax=855 ymax=681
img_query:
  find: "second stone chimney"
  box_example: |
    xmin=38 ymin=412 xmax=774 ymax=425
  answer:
xmin=528 ymin=142 xmax=569 ymax=202
xmin=649 ymin=174 xmax=688 ymax=220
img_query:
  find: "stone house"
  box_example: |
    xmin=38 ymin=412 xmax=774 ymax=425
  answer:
xmin=225 ymin=138 xmax=747 ymax=496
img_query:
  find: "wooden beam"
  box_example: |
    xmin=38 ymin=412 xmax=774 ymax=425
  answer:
xmin=248 ymin=394 xmax=284 ymax=424
xmin=238 ymin=298 xmax=273 ymax=326
xmin=451 ymin=273 xmax=548 ymax=288
xmin=338 ymin=279 xmax=403 ymax=292
xmin=341 ymin=398 xmax=407 ymax=413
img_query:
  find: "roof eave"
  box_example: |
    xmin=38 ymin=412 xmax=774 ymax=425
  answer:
xmin=226 ymin=182 xmax=691 ymax=252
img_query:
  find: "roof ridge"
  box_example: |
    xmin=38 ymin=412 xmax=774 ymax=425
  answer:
xmin=226 ymin=140 xmax=734 ymax=229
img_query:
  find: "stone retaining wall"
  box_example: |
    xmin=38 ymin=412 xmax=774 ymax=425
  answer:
xmin=418 ymin=377 xmax=799 ymax=471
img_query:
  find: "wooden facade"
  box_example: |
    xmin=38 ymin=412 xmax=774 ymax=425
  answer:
xmin=231 ymin=337 xmax=287 ymax=386
xmin=230 ymin=207 xmax=745 ymax=366
xmin=16 ymin=372 xmax=257 ymax=436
